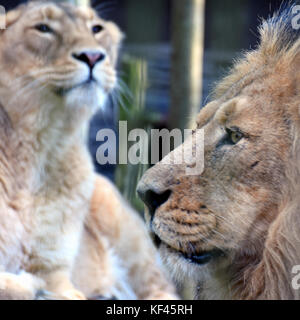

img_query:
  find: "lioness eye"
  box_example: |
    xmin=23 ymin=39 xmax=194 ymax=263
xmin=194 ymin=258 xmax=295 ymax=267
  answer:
xmin=92 ymin=25 xmax=103 ymax=34
xmin=227 ymin=128 xmax=244 ymax=144
xmin=35 ymin=24 xmax=53 ymax=33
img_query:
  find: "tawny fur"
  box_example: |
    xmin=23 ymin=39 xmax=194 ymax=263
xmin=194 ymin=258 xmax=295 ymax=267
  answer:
xmin=73 ymin=176 xmax=177 ymax=300
xmin=138 ymin=5 xmax=300 ymax=299
xmin=0 ymin=1 xmax=177 ymax=300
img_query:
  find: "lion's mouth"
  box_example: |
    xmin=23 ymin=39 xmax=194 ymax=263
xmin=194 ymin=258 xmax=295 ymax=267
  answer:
xmin=152 ymin=233 xmax=224 ymax=265
xmin=55 ymin=77 xmax=99 ymax=96
xmin=182 ymin=249 xmax=224 ymax=265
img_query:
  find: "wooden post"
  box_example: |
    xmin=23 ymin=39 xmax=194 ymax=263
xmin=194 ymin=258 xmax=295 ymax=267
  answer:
xmin=170 ymin=0 xmax=205 ymax=131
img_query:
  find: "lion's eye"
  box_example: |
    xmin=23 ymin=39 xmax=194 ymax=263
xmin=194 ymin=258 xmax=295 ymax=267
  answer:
xmin=35 ymin=24 xmax=53 ymax=33
xmin=226 ymin=128 xmax=244 ymax=144
xmin=92 ymin=25 xmax=104 ymax=34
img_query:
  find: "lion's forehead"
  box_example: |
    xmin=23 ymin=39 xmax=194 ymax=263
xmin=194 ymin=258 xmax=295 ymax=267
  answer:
xmin=196 ymin=96 xmax=249 ymax=133
xmin=214 ymin=97 xmax=248 ymax=125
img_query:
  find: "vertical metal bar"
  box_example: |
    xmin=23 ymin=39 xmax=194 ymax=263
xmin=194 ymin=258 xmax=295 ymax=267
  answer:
xmin=55 ymin=0 xmax=90 ymax=6
xmin=170 ymin=0 xmax=205 ymax=131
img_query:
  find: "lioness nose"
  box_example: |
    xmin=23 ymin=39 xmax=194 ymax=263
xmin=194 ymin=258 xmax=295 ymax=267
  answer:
xmin=72 ymin=51 xmax=106 ymax=69
xmin=137 ymin=185 xmax=171 ymax=218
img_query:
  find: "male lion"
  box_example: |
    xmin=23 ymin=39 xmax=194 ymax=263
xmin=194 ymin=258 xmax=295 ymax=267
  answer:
xmin=138 ymin=6 xmax=300 ymax=299
xmin=0 ymin=1 xmax=176 ymax=300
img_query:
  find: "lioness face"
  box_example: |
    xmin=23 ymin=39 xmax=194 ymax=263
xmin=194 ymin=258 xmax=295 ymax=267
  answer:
xmin=138 ymin=73 xmax=292 ymax=282
xmin=0 ymin=1 xmax=122 ymax=114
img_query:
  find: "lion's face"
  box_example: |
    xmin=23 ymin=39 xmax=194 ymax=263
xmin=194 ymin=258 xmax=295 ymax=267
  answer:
xmin=0 ymin=1 xmax=122 ymax=117
xmin=138 ymin=69 xmax=293 ymax=283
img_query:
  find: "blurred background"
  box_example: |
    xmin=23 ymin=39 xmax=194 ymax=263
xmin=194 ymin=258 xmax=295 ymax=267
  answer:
xmin=0 ymin=0 xmax=283 ymax=212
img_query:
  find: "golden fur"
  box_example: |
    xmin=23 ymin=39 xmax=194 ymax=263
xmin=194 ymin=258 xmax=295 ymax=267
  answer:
xmin=138 ymin=6 xmax=300 ymax=299
xmin=0 ymin=1 xmax=177 ymax=300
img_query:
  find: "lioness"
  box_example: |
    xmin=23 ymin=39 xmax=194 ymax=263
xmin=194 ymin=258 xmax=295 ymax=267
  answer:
xmin=0 ymin=1 xmax=176 ymax=300
xmin=138 ymin=6 xmax=300 ymax=299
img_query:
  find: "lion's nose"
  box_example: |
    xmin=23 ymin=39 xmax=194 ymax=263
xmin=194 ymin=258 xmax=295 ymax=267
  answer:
xmin=72 ymin=50 xmax=106 ymax=69
xmin=137 ymin=184 xmax=171 ymax=218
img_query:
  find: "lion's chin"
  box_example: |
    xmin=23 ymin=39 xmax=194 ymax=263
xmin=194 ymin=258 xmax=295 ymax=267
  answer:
xmin=157 ymin=241 xmax=225 ymax=283
xmin=61 ymin=82 xmax=108 ymax=113
xmin=158 ymin=243 xmax=206 ymax=283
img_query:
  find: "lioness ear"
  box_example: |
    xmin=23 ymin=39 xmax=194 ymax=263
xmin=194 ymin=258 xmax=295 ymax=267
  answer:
xmin=6 ymin=8 xmax=22 ymax=27
xmin=0 ymin=7 xmax=23 ymax=33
